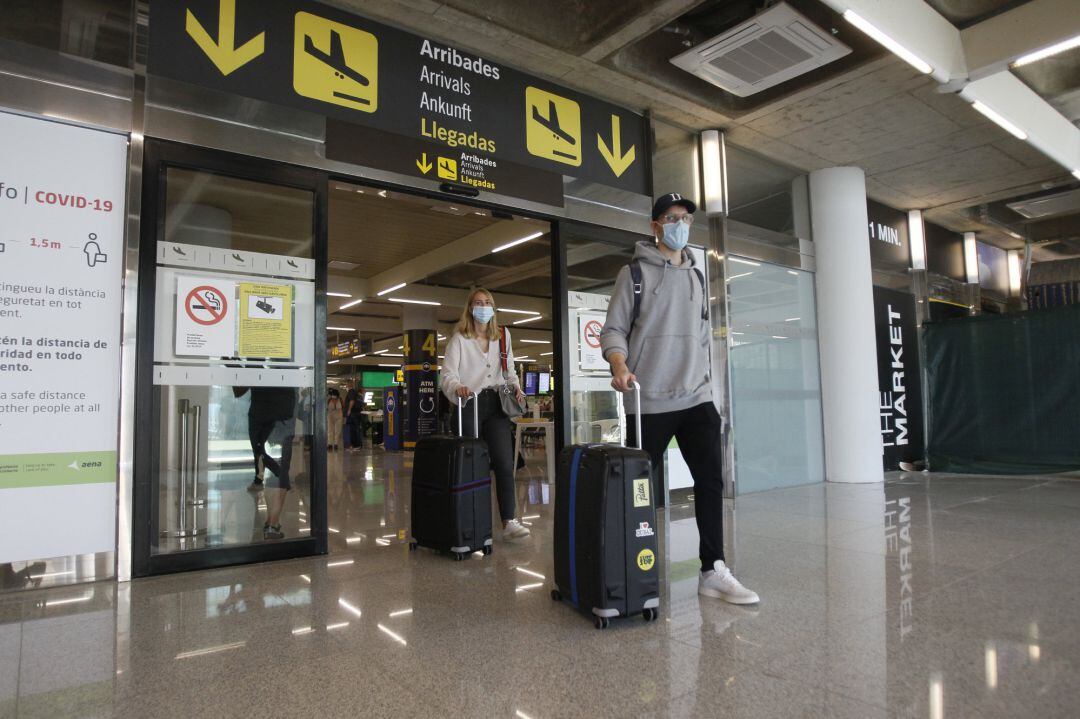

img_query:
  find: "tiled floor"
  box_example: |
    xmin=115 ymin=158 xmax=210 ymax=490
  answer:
xmin=2 ymin=450 xmax=1080 ymax=718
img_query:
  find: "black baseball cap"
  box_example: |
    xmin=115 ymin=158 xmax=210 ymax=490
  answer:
xmin=651 ymin=193 xmax=697 ymax=221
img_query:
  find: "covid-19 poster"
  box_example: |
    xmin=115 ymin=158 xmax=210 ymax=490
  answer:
xmin=0 ymin=112 xmax=127 ymax=563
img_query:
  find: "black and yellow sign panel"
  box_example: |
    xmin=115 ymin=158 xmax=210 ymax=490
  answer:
xmin=149 ymin=0 xmax=648 ymax=196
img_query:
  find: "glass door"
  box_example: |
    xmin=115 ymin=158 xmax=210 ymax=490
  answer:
xmin=727 ymin=260 xmax=825 ymax=493
xmin=133 ymin=142 xmax=327 ymax=576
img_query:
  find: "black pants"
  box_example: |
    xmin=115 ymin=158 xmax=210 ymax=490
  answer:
xmin=248 ymin=414 xmax=294 ymax=491
xmin=453 ymin=388 xmax=516 ymax=523
xmin=628 ymin=402 xmax=725 ymax=571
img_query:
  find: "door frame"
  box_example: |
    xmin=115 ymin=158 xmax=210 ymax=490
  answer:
xmin=132 ymin=139 xmax=329 ymax=577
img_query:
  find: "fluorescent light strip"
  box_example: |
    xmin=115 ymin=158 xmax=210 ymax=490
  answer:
xmin=339 ymin=298 xmax=364 ymax=310
xmin=1013 ymin=34 xmax=1080 ymax=67
xmin=326 ymin=326 xmax=355 ymax=331
xmin=327 ymin=559 xmax=354 ymax=568
xmin=515 ymin=567 xmax=546 ymax=580
xmin=514 ymin=357 xmax=533 ymax=362
xmin=327 ymin=527 xmax=340 ymax=533
xmin=328 ymin=360 xmax=340 ymax=365
xmin=338 ymin=598 xmax=363 ymax=618
xmin=970 ymin=101 xmax=1028 ymax=140
xmin=492 ymin=231 xmax=544 ymax=253
xmin=373 ymin=348 xmax=388 ymax=354
xmin=388 ymin=297 xmax=441 ymax=306
xmin=378 ymin=364 xmax=398 ymax=368
xmin=45 ymin=594 xmax=93 ymax=607
xmin=388 ymin=608 xmax=414 ymax=617
xmin=515 ymin=582 xmax=544 ymax=593
xmin=346 ymin=536 xmax=363 ymax=544
xmin=498 ymin=308 xmax=541 ymax=315
xmin=382 ymin=353 xmax=404 ymax=357
xmin=513 ymin=316 xmax=543 ymax=325
xmin=299 ymin=574 xmax=311 ymax=583
xmin=377 ymin=282 xmax=406 ymax=296
xmin=520 ymin=339 xmax=550 ymax=344
xmin=377 ymin=623 xmax=408 ymax=646
xmin=843 ymin=10 xmax=932 ymax=75
xmin=540 ymin=352 xmax=553 ymax=356
xmin=727 ymin=272 xmax=753 ymax=281
xmin=176 ymin=641 xmax=245 ymax=659
xmin=729 ymin=257 xmax=760 ymax=267
xmin=291 ymin=626 xmax=314 ymax=636
xmin=326 ymin=622 xmax=350 ymax=631
xmin=327 ymin=292 xmax=352 ymax=298
xmin=785 ymin=317 xmax=801 ymax=322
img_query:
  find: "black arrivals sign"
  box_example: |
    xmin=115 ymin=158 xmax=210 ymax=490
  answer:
xmin=873 ymin=286 xmax=924 ymax=470
xmin=149 ymin=0 xmax=649 ymax=195
xmin=866 ymin=200 xmax=910 ymax=271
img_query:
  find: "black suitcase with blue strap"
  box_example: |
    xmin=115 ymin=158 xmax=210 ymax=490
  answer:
xmin=551 ymin=383 xmax=660 ymax=628
xmin=409 ymin=396 xmax=493 ymax=560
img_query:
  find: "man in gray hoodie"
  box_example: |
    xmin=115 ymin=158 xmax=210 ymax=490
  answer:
xmin=600 ymin=193 xmax=759 ymax=605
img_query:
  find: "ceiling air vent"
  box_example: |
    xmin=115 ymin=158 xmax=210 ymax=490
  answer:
xmin=670 ymin=2 xmax=850 ymax=97
xmin=1007 ymin=188 xmax=1080 ymax=220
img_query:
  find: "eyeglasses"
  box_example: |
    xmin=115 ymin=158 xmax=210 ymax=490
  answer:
xmin=659 ymin=213 xmax=693 ymax=225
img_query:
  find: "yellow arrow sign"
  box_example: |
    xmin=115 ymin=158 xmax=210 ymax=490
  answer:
xmin=186 ymin=0 xmax=265 ymax=77
xmin=597 ymin=115 xmax=636 ymax=178
xmin=416 ymin=153 xmax=433 ymax=174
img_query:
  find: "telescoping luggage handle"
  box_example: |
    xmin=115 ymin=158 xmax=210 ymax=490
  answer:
xmin=624 ymin=380 xmax=642 ymax=451
xmin=458 ymin=392 xmax=480 ymax=439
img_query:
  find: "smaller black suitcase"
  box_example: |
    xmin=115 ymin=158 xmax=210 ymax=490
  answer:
xmin=551 ymin=383 xmax=660 ymax=628
xmin=409 ymin=395 xmax=493 ymax=560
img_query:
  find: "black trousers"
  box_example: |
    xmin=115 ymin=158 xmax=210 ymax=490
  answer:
xmin=628 ymin=402 xmax=725 ymax=570
xmin=453 ymin=388 xmax=516 ymax=523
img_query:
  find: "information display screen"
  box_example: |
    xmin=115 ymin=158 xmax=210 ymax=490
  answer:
xmin=538 ymin=371 xmax=551 ymax=395
xmin=524 ymin=371 xmax=539 ymax=396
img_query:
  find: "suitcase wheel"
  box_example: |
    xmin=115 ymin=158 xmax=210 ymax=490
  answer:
xmin=642 ymin=608 xmax=659 ymax=622
xmin=482 ymin=546 xmax=493 ymax=556
xmin=453 ymin=552 xmax=466 ymax=561
xmin=408 ymin=541 xmax=417 ymax=552
xmin=550 ymin=589 xmax=561 ymax=602
xmin=594 ymin=616 xmax=610 ymax=630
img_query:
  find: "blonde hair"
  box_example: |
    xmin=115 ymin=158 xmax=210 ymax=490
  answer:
xmin=454 ymin=287 xmax=500 ymax=341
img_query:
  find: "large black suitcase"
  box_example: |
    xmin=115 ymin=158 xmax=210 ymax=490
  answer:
xmin=551 ymin=383 xmax=660 ymax=628
xmin=409 ymin=396 xmax=493 ymax=560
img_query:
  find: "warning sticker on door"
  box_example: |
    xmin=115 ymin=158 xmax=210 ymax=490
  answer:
xmin=238 ymin=282 xmax=294 ymax=359
xmin=175 ymin=276 xmax=236 ymax=357
xmin=632 ymin=477 xmax=650 ymax=508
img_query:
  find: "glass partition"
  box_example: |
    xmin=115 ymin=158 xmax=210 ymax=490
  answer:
xmin=728 ymin=260 xmax=825 ymax=493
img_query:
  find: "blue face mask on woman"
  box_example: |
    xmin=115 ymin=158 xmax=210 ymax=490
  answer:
xmin=471 ymin=305 xmax=495 ymax=323
xmin=660 ymin=220 xmax=690 ymax=251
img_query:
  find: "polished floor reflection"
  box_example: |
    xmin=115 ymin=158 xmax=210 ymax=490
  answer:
xmin=3 ymin=457 xmax=1080 ymax=717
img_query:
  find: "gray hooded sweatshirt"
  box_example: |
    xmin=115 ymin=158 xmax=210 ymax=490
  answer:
xmin=600 ymin=240 xmax=712 ymax=414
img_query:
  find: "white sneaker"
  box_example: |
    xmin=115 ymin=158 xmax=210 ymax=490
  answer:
xmin=699 ymin=560 xmax=759 ymax=604
xmin=503 ymin=519 xmax=531 ymax=541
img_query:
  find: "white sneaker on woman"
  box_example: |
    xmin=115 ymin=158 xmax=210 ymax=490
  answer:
xmin=699 ymin=560 xmax=760 ymax=604
xmin=503 ymin=519 xmax=531 ymax=541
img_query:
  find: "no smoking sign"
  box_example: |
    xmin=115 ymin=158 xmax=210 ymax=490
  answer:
xmin=184 ymin=285 xmax=228 ymax=326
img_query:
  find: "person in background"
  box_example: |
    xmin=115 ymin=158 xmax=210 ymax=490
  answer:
xmin=345 ymin=378 xmax=364 ymax=451
xmin=235 ymin=385 xmax=297 ymax=540
xmin=600 ymin=192 xmax=759 ymax=605
xmin=327 ymin=386 xmax=343 ymax=451
xmin=441 ymin=287 xmax=530 ymax=542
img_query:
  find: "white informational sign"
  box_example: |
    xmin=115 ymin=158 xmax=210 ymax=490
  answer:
xmin=174 ymin=275 xmax=236 ymax=357
xmin=0 ymin=112 xmax=127 ymax=563
xmin=578 ymin=311 xmax=607 ymax=371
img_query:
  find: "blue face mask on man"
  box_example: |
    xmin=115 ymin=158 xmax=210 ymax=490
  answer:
xmin=660 ymin=220 xmax=690 ymax=251
xmin=471 ymin=305 xmax=495 ymax=323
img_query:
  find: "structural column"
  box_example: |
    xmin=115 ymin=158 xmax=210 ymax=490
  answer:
xmin=808 ymin=167 xmax=883 ymax=483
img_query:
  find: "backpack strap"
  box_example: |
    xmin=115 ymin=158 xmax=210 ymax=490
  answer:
xmin=693 ymin=267 xmax=708 ymax=320
xmin=629 ymin=259 xmax=643 ymax=334
xmin=499 ymin=326 xmax=509 ymax=374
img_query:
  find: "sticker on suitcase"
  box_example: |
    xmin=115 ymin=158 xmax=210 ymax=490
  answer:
xmin=632 ymin=477 xmax=650 ymax=508
xmin=635 ymin=521 xmax=654 ymax=538
xmin=636 ymin=548 xmax=655 ymax=571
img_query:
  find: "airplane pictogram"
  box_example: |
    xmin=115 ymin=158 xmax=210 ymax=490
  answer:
xmin=525 ymin=87 xmax=582 ymax=167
